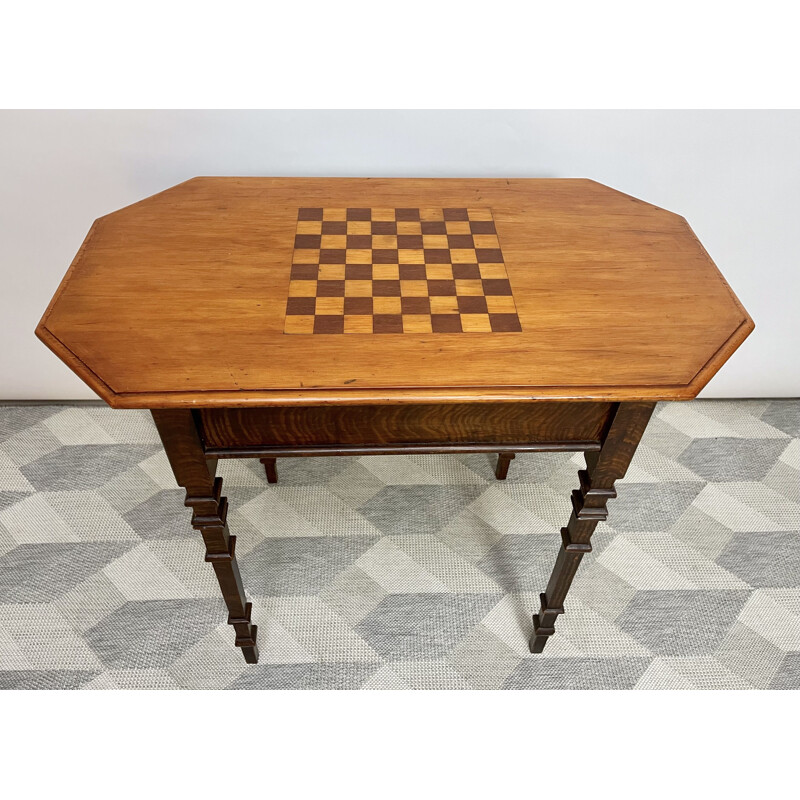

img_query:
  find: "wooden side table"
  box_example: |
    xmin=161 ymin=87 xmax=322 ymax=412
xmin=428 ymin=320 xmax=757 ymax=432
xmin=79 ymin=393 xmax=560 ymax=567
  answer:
xmin=36 ymin=178 xmax=754 ymax=664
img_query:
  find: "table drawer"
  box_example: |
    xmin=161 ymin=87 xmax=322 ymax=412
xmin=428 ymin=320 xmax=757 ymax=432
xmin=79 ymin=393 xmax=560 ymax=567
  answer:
xmin=198 ymin=402 xmax=613 ymax=450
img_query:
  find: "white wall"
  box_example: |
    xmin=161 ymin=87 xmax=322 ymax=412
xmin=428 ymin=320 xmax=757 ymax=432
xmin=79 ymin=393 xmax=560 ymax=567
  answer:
xmin=1 ymin=110 xmax=797 ymax=399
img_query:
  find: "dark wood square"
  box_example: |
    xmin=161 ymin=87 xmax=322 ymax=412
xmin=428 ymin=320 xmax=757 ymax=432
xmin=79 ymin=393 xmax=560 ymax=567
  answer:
xmin=401 ymin=297 xmax=431 ymax=314
xmin=458 ymin=296 xmax=489 ymax=314
xmin=345 ymin=264 xmax=372 ymax=280
xmin=313 ymin=315 xmax=344 ymax=334
xmin=295 ymin=234 xmax=321 ymax=249
xmin=431 ymin=314 xmax=463 ymax=332
xmin=373 ymin=314 xmax=403 ymax=333
xmin=347 ymin=208 xmax=371 ymax=221
xmin=344 ymin=297 xmax=373 ymax=315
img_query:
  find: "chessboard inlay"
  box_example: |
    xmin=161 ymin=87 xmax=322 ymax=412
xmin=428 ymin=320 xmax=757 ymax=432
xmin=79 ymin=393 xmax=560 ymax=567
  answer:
xmin=284 ymin=207 xmax=522 ymax=334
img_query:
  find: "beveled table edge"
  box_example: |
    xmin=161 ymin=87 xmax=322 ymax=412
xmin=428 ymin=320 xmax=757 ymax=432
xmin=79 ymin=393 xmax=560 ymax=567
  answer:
xmin=35 ymin=315 xmax=754 ymax=409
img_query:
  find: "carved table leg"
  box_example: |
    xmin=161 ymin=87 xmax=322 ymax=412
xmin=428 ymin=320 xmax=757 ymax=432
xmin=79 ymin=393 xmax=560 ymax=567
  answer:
xmin=260 ymin=457 xmax=278 ymax=484
xmin=530 ymin=402 xmax=655 ymax=654
xmin=152 ymin=409 xmax=259 ymax=663
xmin=495 ymin=452 xmax=515 ymax=480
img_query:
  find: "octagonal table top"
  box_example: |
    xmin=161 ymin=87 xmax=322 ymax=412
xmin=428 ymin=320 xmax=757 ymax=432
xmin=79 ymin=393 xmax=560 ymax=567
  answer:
xmin=36 ymin=177 xmax=754 ymax=408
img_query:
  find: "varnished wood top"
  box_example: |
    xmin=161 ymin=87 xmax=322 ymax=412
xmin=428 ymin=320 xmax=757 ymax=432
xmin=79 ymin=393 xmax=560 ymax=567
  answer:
xmin=36 ymin=178 xmax=753 ymax=408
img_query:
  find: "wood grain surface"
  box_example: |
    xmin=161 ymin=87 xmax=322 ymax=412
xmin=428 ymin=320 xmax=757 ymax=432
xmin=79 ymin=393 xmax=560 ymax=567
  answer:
xmin=198 ymin=402 xmax=613 ymax=448
xmin=36 ymin=177 xmax=754 ymax=408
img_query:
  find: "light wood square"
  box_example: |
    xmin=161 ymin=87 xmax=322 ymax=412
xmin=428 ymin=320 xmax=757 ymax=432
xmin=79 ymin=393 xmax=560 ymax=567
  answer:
xmin=486 ymin=295 xmax=518 ymax=313
xmin=454 ymin=279 xmax=484 ymax=296
xmin=322 ymin=209 xmax=346 ymax=221
xmin=344 ymin=315 xmax=374 ymax=333
xmin=373 ymin=296 xmax=402 ymax=314
xmin=399 ymin=249 xmax=425 ymax=264
xmin=402 ymin=315 xmax=433 ymax=333
xmin=293 ymin=249 xmax=320 ymax=264
xmin=347 ymin=221 xmax=372 ymax=235
xmin=396 ymin=221 xmax=422 ymax=235
xmin=419 ymin=208 xmax=444 ymax=221
xmin=284 ymin=315 xmax=315 ymax=333
xmin=445 ymin=221 xmax=471 ymax=234
xmin=372 ymin=234 xmax=398 ymax=249
xmin=473 ymin=234 xmax=500 ymax=249
xmin=346 ymin=249 xmax=372 ymax=263
xmin=479 ymin=263 xmax=508 ymax=278
xmin=450 ymin=249 xmax=478 ymax=264
xmin=318 ymin=264 xmax=345 ymax=280
xmin=466 ymin=208 xmax=493 ymax=221
xmin=296 ymin=220 xmax=322 ymax=234
xmin=430 ymin=296 xmax=459 ymax=314
xmin=400 ymin=280 xmax=429 ymax=297
xmin=422 ymin=234 xmax=448 ymax=249
xmin=371 ymin=208 xmax=396 ymax=222
xmin=316 ymin=297 xmax=344 ymax=314
xmin=372 ymin=264 xmax=400 ymax=280
xmin=345 ymin=280 xmax=373 ymax=297
xmin=288 ymin=280 xmax=319 ymax=297
xmin=425 ymin=264 xmax=454 ymax=280
xmin=321 ymin=234 xmax=346 ymax=249
xmin=461 ymin=313 xmax=492 ymax=332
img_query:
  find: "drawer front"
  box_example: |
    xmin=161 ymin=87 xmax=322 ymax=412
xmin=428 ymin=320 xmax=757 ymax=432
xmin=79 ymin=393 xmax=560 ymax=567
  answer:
xmin=199 ymin=402 xmax=613 ymax=449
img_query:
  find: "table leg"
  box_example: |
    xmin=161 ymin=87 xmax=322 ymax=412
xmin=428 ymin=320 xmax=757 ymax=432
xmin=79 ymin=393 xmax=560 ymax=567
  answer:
xmin=260 ymin=457 xmax=278 ymax=484
xmin=530 ymin=402 xmax=655 ymax=654
xmin=151 ymin=409 xmax=259 ymax=664
xmin=495 ymin=452 xmax=515 ymax=480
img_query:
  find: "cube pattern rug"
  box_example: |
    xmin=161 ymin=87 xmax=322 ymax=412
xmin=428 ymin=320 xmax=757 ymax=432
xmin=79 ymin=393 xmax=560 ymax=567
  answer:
xmin=0 ymin=400 xmax=798 ymax=690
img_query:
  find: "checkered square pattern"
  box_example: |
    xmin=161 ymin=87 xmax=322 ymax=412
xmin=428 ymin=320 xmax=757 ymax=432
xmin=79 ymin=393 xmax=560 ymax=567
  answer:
xmin=284 ymin=208 xmax=522 ymax=334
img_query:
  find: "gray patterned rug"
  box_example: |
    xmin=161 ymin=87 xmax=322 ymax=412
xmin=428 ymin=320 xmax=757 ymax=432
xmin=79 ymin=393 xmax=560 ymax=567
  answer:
xmin=0 ymin=400 xmax=798 ymax=689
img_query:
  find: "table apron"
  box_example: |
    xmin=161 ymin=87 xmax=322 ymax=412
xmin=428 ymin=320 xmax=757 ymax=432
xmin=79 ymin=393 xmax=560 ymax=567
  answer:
xmin=197 ymin=402 xmax=615 ymax=454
